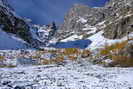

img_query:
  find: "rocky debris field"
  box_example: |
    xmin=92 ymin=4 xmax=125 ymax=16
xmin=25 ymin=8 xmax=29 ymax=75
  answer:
xmin=0 ymin=60 xmax=133 ymax=89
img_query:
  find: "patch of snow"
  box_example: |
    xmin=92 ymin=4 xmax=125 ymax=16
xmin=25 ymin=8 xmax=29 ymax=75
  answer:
xmin=96 ymin=21 xmax=106 ymax=29
xmin=61 ymin=34 xmax=83 ymax=42
xmin=82 ymin=25 xmax=97 ymax=35
xmin=10 ymin=34 xmax=27 ymax=44
xmin=77 ymin=17 xmax=87 ymax=23
xmin=104 ymin=59 xmax=113 ymax=63
xmin=125 ymin=13 xmax=133 ymax=18
xmin=49 ymin=38 xmax=58 ymax=44
xmin=83 ymin=25 xmax=96 ymax=30
xmin=96 ymin=21 xmax=106 ymax=26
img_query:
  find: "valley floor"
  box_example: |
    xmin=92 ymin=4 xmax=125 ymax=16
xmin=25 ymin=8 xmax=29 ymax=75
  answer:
xmin=0 ymin=60 xmax=133 ymax=89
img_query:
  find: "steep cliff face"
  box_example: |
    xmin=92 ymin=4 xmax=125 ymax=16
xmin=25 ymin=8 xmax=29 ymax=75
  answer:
xmin=56 ymin=0 xmax=133 ymax=40
xmin=60 ymin=4 xmax=90 ymax=33
xmin=56 ymin=4 xmax=105 ymax=40
xmin=103 ymin=0 xmax=133 ymax=39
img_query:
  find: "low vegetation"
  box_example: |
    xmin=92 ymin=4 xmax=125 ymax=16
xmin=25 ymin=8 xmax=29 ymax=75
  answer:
xmin=63 ymin=48 xmax=80 ymax=55
xmin=0 ymin=38 xmax=132 ymax=68
xmin=0 ymin=48 xmax=93 ymax=67
xmin=1 ymin=38 xmax=133 ymax=68
xmin=0 ymin=56 xmax=5 ymax=61
xmin=99 ymin=38 xmax=133 ymax=67
xmin=100 ymin=40 xmax=128 ymax=56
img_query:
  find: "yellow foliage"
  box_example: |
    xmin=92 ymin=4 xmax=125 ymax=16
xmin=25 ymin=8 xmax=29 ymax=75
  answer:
xmin=41 ymin=59 xmax=51 ymax=64
xmin=0 ymin=65 xmax=16 ymax=68
xmin=6 ymin=65 xmax=16 ymax=68
xmin=68 ymin=55 xmax=77 ymax=61
xmin=99 ymin=40 xmax=133 ymax=67
xmin=31 ymin=55 xmax=40 ymax=59
xmin=100 ymin=41 xmax=128 ymax=56
xmin=36 ymin=50 xmax=48 ymax=56
xmin=48 ymin=50 xmax=57 ymax=54
xmin=100 ymin=49 xmax=109 ymax=56
xmin=63 ymin=48 xmax=79 ymax=55
xmin=40 ymin=56 xmax=64 ymax=65
xmin=0 ymin=56 xmax=5 ymax=61
xmin=111 ymin=55 xmax=133 ymax=67
xmin=53 ymin=56 xmax=64 ymax=63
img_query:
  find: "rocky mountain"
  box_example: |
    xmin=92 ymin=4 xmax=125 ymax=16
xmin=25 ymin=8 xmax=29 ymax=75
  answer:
xmin=55 ymin=0 xmax=133 ymax=41
xmin=0 ymin=0 xmax=58 ymax=49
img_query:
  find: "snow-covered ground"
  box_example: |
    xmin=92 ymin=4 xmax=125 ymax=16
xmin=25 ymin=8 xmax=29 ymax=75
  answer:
xmin=0 ymin=60 xmax=133 ymax=89
xmin=61 ymin=34 xmax=83 ymax=42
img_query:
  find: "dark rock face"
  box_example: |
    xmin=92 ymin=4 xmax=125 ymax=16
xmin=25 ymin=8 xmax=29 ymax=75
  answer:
xmin=103 ymin=0 xmax=133 ymax=39
xmin=0 ymin=6 xmax=34 ymax=43
xmin=0 ymin=0 xmax=31 ymax=42
xmin=0 ymin=0 xmax=43 ymax=48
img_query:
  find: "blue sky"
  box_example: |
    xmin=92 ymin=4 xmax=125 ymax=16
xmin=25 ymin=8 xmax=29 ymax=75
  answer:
xmin=8 ymin=0 xmax=108 ymax=25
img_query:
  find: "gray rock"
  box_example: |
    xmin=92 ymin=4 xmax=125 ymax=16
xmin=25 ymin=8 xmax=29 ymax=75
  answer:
xmin=55 ymin=4 xmax=106 ymax=40
xmin=55 ymin=0 xmax=133 ymax=40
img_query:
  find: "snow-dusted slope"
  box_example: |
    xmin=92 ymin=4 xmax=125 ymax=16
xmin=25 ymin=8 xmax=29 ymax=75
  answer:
xmin=88 ymin=31 xmax=133 ymax=50
xmin=0 ymin=60 xmax=133 ymax=89
xmin=0 ymin=28 xmax=28 ymax=50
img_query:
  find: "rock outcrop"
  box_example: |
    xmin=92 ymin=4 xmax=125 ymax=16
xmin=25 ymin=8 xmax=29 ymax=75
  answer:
xmin=55 ymin=4 xmax=105 ymax=40
xmin=103 ymin=0 xmax=133 ymax=39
